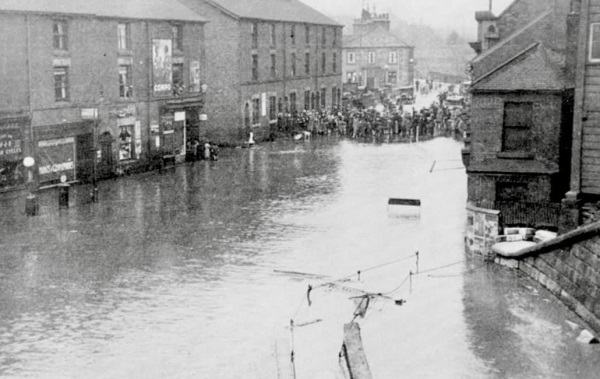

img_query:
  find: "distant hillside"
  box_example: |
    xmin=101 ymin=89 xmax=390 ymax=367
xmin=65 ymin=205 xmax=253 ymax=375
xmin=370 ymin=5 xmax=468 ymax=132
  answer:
xmin=335 ymin=13 xmax=475 ymax=80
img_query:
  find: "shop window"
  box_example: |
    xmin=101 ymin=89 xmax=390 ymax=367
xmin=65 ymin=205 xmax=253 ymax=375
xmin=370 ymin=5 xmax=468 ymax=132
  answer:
xmin=331 ymin=87 xmax=337 ymax=107
xmin=118 ymin=23 xmax=130 ymax=51
xmin=53 ymin=20 xmax=68 ymax=50
xmin=269 ymin=96 xmax=277 ymax=121
xmin=320 ymin=88 xmax=326 ymax=108
xmin=590 ymin=23 xmax=600 ymax=62
xmin=278 ymin=97 xmax=283 ymax=114
xmin=119 ymin=65 xmax=133 ymax=98
xmin=347 ymin=52 xmax=355 ymax=64
xmin=252 ymin=98 xmax=260 ymax=125
xmin=502 ymin=102 xmax=532 ymax=152
xmin=251 ymin=22 xmax=258 ymax=49
xmin=172 ymin=24 xmax=183 ymax=52
xmin=172 ymin=63 xmax=184 ymax=95
xmin=305 ymin=52 xmax=310 ymax=75
xmin=119 ymin=125 xmax=134 ymax=161
xmin=270 ymin=53 xmax=276 ymax=78
xmin=333 ymin=52 xmax=337 ymax=73
xmin=54 ymin=67 xmax=69 ymax=102
xmin=310 ymin=92 xmax=315 ymax=110
xmin=252 ymin=54 xmax=258 ymax=80
xmin=388 ymin=71 xmax=397 ymax=85
xmin=244 ymin=103 xmax=251 ymax=128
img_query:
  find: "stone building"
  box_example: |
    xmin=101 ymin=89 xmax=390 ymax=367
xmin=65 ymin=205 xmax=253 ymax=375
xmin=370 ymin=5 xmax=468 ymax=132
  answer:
xmin=342 ymin=8 xmax=414 ymax=93
xmin=179 ymin=0 xmax=344 ymax=144
xmin=464 ymin=0 xmax=574 ymax=254
xmin=0 ymin=0 xmax=207 ymax=189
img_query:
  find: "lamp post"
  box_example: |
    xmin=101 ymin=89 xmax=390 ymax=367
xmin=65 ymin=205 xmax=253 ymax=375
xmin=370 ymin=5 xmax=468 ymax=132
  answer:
xmin=23 ymin=156 xmax=38 ymax=216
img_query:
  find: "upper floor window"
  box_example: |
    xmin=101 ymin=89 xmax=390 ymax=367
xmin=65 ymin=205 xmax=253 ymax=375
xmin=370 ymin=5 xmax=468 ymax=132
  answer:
xmin=321 ymin=52 xmax=326 ymax=73
xmin=291 ymin=52 xmax=297 ymax=77
xmin=270 ymin=53 xmax=276 ymax=77
xmin=291 ymin=25 xmax=296 ymax=46
xmin=502 ymin=102 xmax=532 ymax=152
xmin=54 ymin=67 xmax=69 ymax=101
xmin=368 ymin=52 xmax=375 ymax=64
xmin=118 ymin=23 xmax=130 ymax=51
xmin=590 ymin=23 xmax=600 ymax=62
xmin=53 ymin=20 xmax=68 ymax=50
xmin=172 ymin=63 xmax=184 ymax=94
xmin=305 ymin=52 xmax=310 ymax=75
xmin=322 ymin=26 xmax=326 ymax=46
xmin=119 ymin=65 xmax=133 ymax=98
xmin=333 ymin=28 xmax=337 ymax=47
xmin=172 ymin=24 xmax=183 ymax=52
xmin=252 ymin=98 xmax=260 ymax=125
xmin=270 ymin=24 xmax=276 ymax=48
xmin=252 ymin=54 xmax=258 ymax=80
xmin=251 ymin=23 xmax=258 ymax=48
xmin=305 ymin=25 xmax=310 ymax=44
xmin=347 ymin=52 xmax=355 ymax=64
xmin=389 ymin=51 xmax=398 ymax=64
xmin=332 ymin=52 xmax=337 ymax=73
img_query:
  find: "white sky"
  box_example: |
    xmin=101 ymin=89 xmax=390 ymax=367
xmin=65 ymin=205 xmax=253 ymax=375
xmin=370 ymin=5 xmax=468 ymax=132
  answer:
xmin=301 ymin=0 xmax=516 ymax=35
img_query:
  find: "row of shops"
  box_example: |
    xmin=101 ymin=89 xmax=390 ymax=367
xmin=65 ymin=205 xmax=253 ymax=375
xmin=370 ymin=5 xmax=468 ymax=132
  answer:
xmin=0 ymin=99 xmax=205 ymax=192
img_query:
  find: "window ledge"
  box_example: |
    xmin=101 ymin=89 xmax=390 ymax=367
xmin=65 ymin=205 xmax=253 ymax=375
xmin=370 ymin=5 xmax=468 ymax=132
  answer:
xmin=497 ymin=152 xmax=534 ymax=159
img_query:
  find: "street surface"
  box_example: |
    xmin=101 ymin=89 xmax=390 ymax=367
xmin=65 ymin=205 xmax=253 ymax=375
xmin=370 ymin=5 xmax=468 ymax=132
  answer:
xmin=1 ymin=137 xmax=599 ymax=378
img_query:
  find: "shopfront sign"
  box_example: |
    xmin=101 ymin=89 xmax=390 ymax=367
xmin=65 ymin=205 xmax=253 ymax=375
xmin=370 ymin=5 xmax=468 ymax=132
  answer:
xmin=38 ymin=137 xmax=75 ymax=182
xmin=81 ymin=108 xmax=98 ymax=120
xmin=152 ymin=39 xmax=173 ymax=96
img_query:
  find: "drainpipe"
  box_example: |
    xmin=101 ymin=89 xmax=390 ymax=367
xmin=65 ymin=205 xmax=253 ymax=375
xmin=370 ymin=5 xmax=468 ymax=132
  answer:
xmin=24 ymin=14 xmax=39 ymax=216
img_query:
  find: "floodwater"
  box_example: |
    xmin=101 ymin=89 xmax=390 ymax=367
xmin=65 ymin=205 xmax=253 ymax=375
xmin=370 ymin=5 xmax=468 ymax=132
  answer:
xmin=0 ymin=137 xmax=599 ymax=379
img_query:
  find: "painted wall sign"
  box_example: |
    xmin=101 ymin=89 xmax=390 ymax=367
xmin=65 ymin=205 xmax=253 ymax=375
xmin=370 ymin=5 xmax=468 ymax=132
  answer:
xmin=152 ymin=39 xmax=173 ymax=96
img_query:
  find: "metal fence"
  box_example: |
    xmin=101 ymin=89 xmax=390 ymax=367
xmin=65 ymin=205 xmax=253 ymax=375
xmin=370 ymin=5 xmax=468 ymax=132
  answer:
xmin=474 ymin=200 xmax=561 ymax=230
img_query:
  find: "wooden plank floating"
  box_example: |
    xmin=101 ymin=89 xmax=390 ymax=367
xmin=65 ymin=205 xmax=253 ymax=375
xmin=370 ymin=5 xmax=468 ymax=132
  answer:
xmin=388 ymin=198 xmax=421 ymax=206
xmin=340 ymin=323 xmax=373 ymax=379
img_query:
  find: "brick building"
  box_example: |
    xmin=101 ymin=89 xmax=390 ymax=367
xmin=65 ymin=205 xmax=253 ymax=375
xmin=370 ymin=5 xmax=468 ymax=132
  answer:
xmin=342 ymin=8 xmax=414 ymax=93
xmin=179 ymin=0 xmax=344 ymax=143
xmin=0 ymin=0 xmax=207 ymax=190
xmin=464 ymin=0 xmax=574 ymax=253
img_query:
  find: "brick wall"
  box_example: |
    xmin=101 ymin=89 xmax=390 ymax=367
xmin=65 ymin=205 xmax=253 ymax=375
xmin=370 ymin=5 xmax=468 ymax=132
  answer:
xmin=497 ymin=223 xmax=600 ymax=333
xmin=0 ymin=14 xmax=29 ymax=113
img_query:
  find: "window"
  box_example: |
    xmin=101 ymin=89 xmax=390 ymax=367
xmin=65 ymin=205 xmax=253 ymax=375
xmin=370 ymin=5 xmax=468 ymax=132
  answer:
xmin=252 ymin=98 xmax=260 ymax=125
xmin=172 ymin=24 xmax=183 ymax=52
xmin=53 ymin=20 xmax=68 ymax=50
xmin=321 ymin=52 xmax=326 ymax=73
xmin=368 ymin=51 xmax=375 ymax=64
xmin=305 ymin=25 xmax=310 ymax=44
xmin=331 ymin=87 xmax=337 ymax=107
xmin=590 ymin=23 xmax=600 ymax=62
xmin=54 ymin=67 xmax=69 ymax=101
xmin=172 ymin=63 xmax=184 ymax=95
xmin=118 ymin=23 xmax=130 ymax=50
xmin=290 ymin=92 xmax=297 ymax=113
xmin=389 ymin=51 xmax=398 ymax=64
xmin=304 ymin=90 xmax=310 ymax=110
xmin=333 ymin=28 xmax=337 ymax=47
xmin=244 ymin=103 xmax=251 ymax=128
xmin=119 ymin=125 xmax=134 ymax=161
xmin=291 ymin=53 xmax=296 ymax=77
xmin=119 ymin=65 xmax=133 ymax=98
xmin=291 ymin=25 xmax=296 ymax=46
xmin=320 ymin=87 xmax=326 ymax=108
xmin=252 ymin=54 xmax=258 ymax=80
xmin=346 ymin=71 xmax=354 ymax=83
xmin=311 ymin=92 xmax=316 ymax=110
xmin=332 ymin=52 xmax=337 ymax=73
xmin=502 ymin=102 xmax=533 ymax=152
xmin=252 ymin=22 xmax=258 ymax=48
xmin=269 ymin=95 xmax=277 ymax=121
xmin=387 ymin=70 xmax=397 ymax=85
xmin=270 ymin=24 xmax=276 ymax=47
xmin=305 ymin=52 xmax=310 ymax=75
xmin=347 ymin=52 xmax=355 ymax=64
xmin=270 ymin=54 xmax=276 ymax=77
xmin=322 ymin=26 xmax=326 ymax=46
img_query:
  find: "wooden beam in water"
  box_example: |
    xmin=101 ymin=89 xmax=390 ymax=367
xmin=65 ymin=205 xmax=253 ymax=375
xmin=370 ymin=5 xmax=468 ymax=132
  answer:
xmin=341 ymin=323 xmax=373 ymax=379
xmin=388 ymin=198 xmax=421 ymax=206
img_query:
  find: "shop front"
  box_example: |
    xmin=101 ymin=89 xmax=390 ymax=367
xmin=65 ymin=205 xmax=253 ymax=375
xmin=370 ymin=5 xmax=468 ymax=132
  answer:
xmin=159 ymin=98 xmax=203 ymax=163
xmin=0 ymin=115 xmax=28 ymax=191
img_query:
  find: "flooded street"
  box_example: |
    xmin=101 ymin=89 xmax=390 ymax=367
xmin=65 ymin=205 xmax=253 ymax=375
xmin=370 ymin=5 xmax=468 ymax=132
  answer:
xmin=1 ymin=137 xmax=599 ymax=378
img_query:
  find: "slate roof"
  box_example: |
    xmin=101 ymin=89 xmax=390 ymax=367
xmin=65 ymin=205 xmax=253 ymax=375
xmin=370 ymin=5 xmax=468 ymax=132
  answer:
xmin=0 ymin=0 xmax=206 ymax=22
xmin=472 ymin=43 xmax=568 ymax=91
xmin=205 ymin=0 xmax=341 ymax=25
xmin=343 ymin=27 xmax=411 ymax=49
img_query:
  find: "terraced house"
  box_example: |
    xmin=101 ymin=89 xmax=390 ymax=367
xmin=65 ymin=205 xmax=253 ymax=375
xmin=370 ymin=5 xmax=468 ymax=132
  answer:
xmin=180 ymin=0 xmax=344 ymax=143
xmin=0 ymin=0 xmax=207 ymax=189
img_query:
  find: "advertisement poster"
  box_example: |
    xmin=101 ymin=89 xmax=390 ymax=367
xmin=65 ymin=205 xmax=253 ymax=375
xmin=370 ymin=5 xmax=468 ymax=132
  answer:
xmin=38 ymin=137 xmax=75 ymax=182
xmin=152 ymin=39 xmax=173 ymax=96
xmin=190 ymin=61 xmax=201 ymax=93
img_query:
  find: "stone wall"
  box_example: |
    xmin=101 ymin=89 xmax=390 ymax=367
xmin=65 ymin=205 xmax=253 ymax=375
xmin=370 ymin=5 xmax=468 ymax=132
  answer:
xmin=496 ymin=222 xmax=600 ymax=333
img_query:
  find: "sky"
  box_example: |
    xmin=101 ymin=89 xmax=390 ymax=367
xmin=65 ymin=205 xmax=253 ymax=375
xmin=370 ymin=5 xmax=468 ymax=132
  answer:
xmin=300 ymin=0 xmax=516 ymax=36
